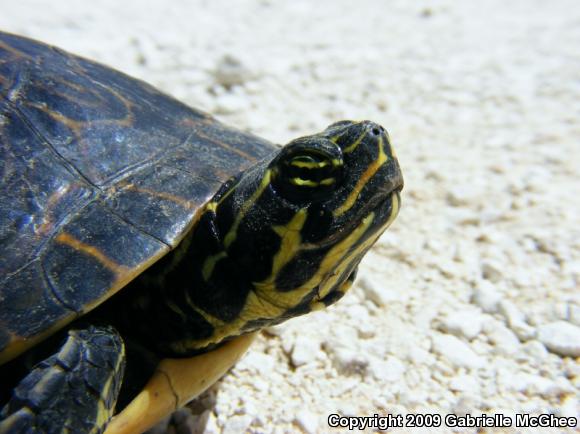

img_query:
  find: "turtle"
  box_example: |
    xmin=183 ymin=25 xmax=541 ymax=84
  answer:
xmin=0 ymin=31 xmax=403 ymax=434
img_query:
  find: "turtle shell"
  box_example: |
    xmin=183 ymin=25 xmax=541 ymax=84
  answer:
xmin=0 ymin=31 xmax=277 ymax=364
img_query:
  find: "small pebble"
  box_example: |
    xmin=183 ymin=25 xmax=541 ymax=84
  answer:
xmin=358 ymin=274 xmax=400 ymax=306
xmin=440 ymin=310 xmax=483 ymax=339
xmin=431 ymin=334 xmax=484 ymax=369
xmin=521 ymin=340 xmax=549 ymax=360
xmin=221 ymin=415 xmax=252 ymax=434
xmin=294 ymin=410 xmax=319 ymax=434
xmin=503 ymin=373 xmax=567 ymax=398
xmin=498 ymin=300 xmax=536 ymax=340
xmin=212 ymin=54 xmax=251 ymax=88
xmin=291 ymin=335 xmax=321 ymax=367
xmin=449 ymin=375 xmax=480 ymax=394
xmin=498 ymin=300 xmax=524 ymax=325
xmin=568 ymin=304 xmax=580 ymax=327
xmin=537 ymin=321 xmax=580 ymax=357
xmin=407 ymin=347 xmax=432 ymax=365
xmin=481 ymin=259 xmax=504 ymax=282
xmin=557 ymin=395 xmax=580 ymax=418
xmin=452 ymin=395 xmax=481 ymax=416
xmin=328 ymin=345 xmax=369 ymax=375
xmin=203 ymin=412 xmax=220 ymax=434
xmin=447 ymin=185 xmax=477 ymax=206
xmin=471 ymin=281 xmax=502 ymax=313
xmin=238 ymin=351 xmax=275 ymax=375
xmin=485 ymin=321 xmax=521 ymax=355
xmin=369 ymin=355 xmax=406 ymax=382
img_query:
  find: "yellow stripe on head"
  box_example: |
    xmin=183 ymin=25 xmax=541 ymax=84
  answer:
xmin=290 ymin=160 xmax=330 ymax=169
xmin=320 ymin=177 xmax=336 ymax=186
xmin=342 ymin=129 xmax=368 ymax=154
xmin=290 ymin=178 xmax=319 ymax=187
xmin=333 ymin=136 xmax=388 ymax=217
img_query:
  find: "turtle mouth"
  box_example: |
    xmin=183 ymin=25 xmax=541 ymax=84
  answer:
xmin=342 ymin=185 xmax=402 ymax=237
xmin=357 ymin=188 xmax=401 ymax=242
xmin=342 ymin=154 xmax=403 ymax=229
xmin=300 ymin=188 xmax=400 ymax=252
xmin=372 ymin=187 xmax=400 ymax=214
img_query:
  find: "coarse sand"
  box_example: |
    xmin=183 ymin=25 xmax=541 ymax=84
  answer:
xmin=2 ymin=0 xmax=579 ymax=433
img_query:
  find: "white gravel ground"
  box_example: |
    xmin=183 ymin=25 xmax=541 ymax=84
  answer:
xmin=2 ymin=0 xmax=579 ymax=433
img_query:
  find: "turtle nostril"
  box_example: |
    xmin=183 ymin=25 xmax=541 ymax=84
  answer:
xmin=371 ymin=127 xmax=381 ymax=136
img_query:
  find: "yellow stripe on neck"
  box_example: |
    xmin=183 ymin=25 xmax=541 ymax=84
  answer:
xmin=201 ymin=170 xmax=271 ymax=283
xmin=224 ymin=169 xmax=272 ymax=249
xmin=254 ymin=208 xmax=308 ymax=290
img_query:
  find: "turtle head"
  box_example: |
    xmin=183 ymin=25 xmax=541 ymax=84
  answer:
xmin=202 ymin=121 xmax=402 ymax=322
xmin=260 ymin=120 xmax=402 ymax=310
xmin=177 ymin=121 xmax=402 ymax=351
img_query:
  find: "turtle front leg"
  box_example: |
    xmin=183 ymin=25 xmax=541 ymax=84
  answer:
xmin=0 ymin=325 xmax=125 ymax=434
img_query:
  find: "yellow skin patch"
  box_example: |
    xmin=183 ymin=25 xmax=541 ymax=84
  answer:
xmin=164 ymin=297 xmax=188 ymax=322
xmin=260 ymin=208 xmax=308 ymax=285
xmin=334 ymin=136 xmax=388 ymax=217
xmin=104 ymin=334 xmax=255 ymax=434
xmin=290 ymin=177 xmax=317 ymax=187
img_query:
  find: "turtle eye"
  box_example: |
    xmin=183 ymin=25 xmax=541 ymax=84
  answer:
xmin=272 ymin=148 xmax=343 ymax=201
xmin=286 ymin=154 xmax=338 ymax=187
